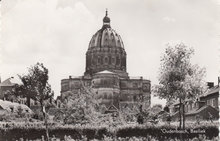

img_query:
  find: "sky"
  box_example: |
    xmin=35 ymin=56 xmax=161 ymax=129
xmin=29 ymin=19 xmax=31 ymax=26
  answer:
xmin=1 ymin=0 xmax=220 ymax=107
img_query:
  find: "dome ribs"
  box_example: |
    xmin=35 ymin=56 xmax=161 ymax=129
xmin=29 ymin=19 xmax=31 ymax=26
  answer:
xmin=88 ymin=28 xmax=124 ymax=49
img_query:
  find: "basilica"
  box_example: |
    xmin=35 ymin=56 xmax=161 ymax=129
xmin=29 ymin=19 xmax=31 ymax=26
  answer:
xmin=60 ymin=11 xmax=151 ymax=113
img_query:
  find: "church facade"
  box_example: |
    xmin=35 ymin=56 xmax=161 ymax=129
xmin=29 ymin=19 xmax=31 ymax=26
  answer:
xmin=61 ymin=11 xmax=151 ymax=112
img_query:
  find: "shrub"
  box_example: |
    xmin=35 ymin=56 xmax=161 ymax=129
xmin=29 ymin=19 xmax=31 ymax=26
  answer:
xmin=0 ymin=121 xmax=218 ymax=140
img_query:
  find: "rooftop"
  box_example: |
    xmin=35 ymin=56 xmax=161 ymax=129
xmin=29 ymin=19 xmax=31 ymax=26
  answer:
xmin=0 ymin=76 xmax=22 ymax=87
xmin=201 ymin=85 xmax=219 ymax=97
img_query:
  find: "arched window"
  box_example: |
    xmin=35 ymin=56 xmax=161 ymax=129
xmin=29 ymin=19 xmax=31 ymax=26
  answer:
xmin=122 ymin=56 xmax=126 ymax=67
xmin=102 ymin=80 xmax=107 ymax=86
xmin=98 ymin=56 xmax=101 ymax=64
xmin=100 ymin=56 xmax=103 ymax=64
xmin=92 ymin=56 xmax=96 ymax=65
xmin=104 ymin=57 xmax=108 ymax=64
xmin=109 ymin=56 xmax=111 ymax=64
xmin=116 ymin=56 xmax=120 ymax=65
xmin=105 ymin=38 xmax=108 ymax=46
xmin=112 ymin=57 xmax=115 ymax=65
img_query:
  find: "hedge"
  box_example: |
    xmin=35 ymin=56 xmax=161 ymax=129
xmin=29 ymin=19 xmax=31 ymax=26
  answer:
xmin=0 ymin=124 xmax=218 ymax=141
xmin=0 ymin=127 xmax=109 ymax=141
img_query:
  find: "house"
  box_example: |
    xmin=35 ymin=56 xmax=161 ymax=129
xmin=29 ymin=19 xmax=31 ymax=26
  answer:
xmin=200 ymin=84 xmax=219 ymax=110
xmin=0 ymin=77 xmax=17 ymax=101
xmin=169 ymin=82 xmax=219 ymax=121
xmin=185 ymin=105 xmax=218 ymax=120
xmin=0 ymin=77 xmax=57 ymax=116
xmin=0 ymin=77 xmax=29 ymax=104
xmin=184 ymin=83 xmax=219 ymax=120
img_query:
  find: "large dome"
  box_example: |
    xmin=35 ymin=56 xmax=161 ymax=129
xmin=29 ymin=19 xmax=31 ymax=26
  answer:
xmin=88 ymin=28 xmax=124 ymax=49
xmin=88 ymin=10 xmax=124 ymax=49
xmin=85 ymin=10 xmax=128 ymax=78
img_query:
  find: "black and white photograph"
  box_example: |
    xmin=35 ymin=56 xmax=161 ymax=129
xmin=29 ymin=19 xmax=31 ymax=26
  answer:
xmin=0 ymin=0 xmax=219 ymax=140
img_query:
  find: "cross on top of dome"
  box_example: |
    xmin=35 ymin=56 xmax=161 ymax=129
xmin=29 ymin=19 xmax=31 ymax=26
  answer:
xmin=105 ymin=8 xmax=108 ymax=16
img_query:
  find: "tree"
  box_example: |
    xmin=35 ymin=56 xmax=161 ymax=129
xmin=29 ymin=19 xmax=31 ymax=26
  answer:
xmin=153 ymin=43 xmax=207 ymax=129
xmin=60 ymin=81 xmax=101 ymax=125
xmin=151 ymin=104 xmax=162 ymax=113
xmin=150 ymin=104 xmax=163 ymax=119
xmin=15 ymin=62 xmax=54 ymax=141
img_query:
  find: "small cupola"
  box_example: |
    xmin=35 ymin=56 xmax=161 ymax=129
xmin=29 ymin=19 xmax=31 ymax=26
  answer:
xmin=102 ymin=9 xmax=111 ymax=28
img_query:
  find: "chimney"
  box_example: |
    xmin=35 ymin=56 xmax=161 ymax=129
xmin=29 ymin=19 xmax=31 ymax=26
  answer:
xmin=218 ymin=77 xmax=220 ymax=87
xmin=207 ymin=82 xmax=214 ymax=89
